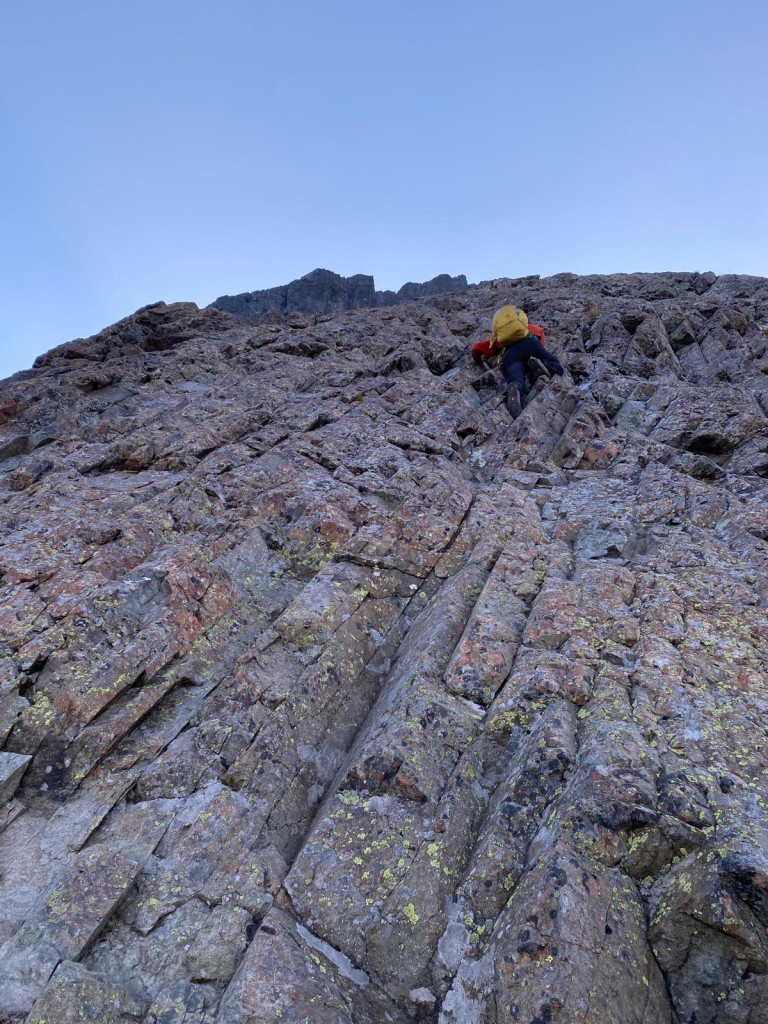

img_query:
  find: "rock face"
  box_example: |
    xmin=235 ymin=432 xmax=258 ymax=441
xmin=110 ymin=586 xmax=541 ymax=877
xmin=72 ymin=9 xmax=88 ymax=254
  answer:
xmin=209 ymin=267 xmax=470 ymax=320
xmin=1 ymin=270 xmax=767 ymax=1023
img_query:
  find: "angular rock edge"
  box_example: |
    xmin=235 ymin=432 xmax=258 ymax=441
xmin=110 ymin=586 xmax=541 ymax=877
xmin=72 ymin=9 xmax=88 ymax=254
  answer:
xmin=0 ymin=269 xmax=767 ymax=1022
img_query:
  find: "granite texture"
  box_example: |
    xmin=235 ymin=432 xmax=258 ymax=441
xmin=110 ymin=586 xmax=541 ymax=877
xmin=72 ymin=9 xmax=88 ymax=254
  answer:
xmin=0 ymin=269 xmax=767 ymax=1022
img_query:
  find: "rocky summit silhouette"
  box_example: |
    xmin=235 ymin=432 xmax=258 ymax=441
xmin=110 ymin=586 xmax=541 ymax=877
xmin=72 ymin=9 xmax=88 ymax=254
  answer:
xmin=0 ymin=270 xmax=768 ymax=1023
xmin=209 ymin=268 xmax=469 ymax=320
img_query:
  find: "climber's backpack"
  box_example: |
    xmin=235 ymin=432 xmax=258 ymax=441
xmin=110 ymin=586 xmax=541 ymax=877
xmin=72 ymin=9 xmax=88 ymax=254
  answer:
xmin=491 ymin=305 xmax=529 ymax=348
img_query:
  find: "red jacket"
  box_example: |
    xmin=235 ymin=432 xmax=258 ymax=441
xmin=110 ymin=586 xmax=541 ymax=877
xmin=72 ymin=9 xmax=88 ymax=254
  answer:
xmin=528 ymin=324 xmax=546 ymax=345
xmin=471 ymin=323 xmax=546 ymax=364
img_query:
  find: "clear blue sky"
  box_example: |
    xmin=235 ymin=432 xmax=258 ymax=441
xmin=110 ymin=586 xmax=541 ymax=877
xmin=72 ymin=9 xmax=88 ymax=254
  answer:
xmin=1 ymin=0 xmax=766 ymax=380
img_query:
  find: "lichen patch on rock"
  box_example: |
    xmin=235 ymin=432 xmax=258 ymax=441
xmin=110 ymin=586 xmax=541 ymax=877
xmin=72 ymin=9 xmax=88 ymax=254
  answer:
xmin=1 ymin=271 xmax=767 ymax=1022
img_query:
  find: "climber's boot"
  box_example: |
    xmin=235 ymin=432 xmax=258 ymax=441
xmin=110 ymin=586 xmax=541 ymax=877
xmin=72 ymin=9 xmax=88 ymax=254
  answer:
xmin=527 ymin=356 xmax=551 ymax=383
xmin=506 ymin=385 xmax=522 ymax=419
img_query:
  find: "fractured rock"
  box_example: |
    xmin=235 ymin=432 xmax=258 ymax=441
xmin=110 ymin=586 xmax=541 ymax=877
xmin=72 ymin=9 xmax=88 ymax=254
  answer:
xmin=0 ymin=270 xmax=767 ymax=1022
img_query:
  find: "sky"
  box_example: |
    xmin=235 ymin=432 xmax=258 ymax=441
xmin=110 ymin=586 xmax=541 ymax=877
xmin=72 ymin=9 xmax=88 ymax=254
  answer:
xmin=1 ymin=0 xmax=767 ymax=380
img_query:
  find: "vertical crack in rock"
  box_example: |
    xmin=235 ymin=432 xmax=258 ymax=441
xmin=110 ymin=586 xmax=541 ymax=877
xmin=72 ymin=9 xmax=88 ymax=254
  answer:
xmin=0 ymin=271 xmax=767 ymax=1021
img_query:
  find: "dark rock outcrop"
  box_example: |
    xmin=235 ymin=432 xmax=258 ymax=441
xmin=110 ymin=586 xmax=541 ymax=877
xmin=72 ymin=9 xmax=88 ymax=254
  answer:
xmin=209 ymin=267 xmax=469 ymax=320
xmin=1 ymin=270 xmax=767 ymax=1022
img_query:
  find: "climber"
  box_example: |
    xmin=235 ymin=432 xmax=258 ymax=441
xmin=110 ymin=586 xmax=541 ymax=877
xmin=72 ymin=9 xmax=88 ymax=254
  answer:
xmin=471 ymin=305 xmax=564 ymax=418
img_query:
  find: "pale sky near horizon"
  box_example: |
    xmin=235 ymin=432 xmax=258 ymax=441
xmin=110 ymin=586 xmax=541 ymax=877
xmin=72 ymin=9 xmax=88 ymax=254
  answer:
xmin=1 ymin=0 xmax=766 ymax=380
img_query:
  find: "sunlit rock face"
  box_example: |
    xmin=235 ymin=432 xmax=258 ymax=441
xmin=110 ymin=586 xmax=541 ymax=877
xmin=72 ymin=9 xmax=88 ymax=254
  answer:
xmin=1 ymin=270 xmax=767 ymax=1023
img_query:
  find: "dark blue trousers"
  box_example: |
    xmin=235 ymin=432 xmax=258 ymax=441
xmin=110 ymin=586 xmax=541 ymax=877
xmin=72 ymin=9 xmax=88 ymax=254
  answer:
xmin=501 ymin=336 xmax=564 ymax=400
